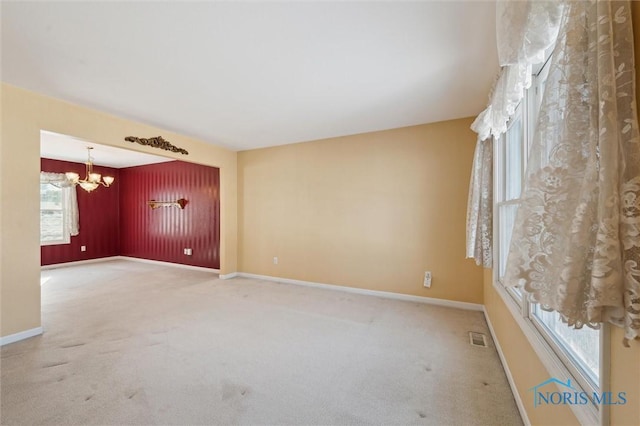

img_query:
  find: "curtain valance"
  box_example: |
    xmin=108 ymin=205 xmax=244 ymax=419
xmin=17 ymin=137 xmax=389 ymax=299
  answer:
xmin=470 ymin=1 xmax=563 ymax=142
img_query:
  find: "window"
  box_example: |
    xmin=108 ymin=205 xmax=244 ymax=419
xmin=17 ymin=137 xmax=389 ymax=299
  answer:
xmin=531 ymin=305 xmax=600 ymax=384
xmin=40 ymin=182 xmax=70 ymax=245
xmin=495 ymin=104 xmax=525 ymax=288
xmin=493 ymin=58 xmax=602 ymax=420
xmin=40 ymin=171 xmax=79 ymax=245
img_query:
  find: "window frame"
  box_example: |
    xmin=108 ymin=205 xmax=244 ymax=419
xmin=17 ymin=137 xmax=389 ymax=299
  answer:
xmin=529 ymin=304 xmax=601 ymax=391
xmin=494 ymin=102 xmax=527 ymax=307
xmin=40 ymin=182 xmax=70 ymax=246
xmin=491 ymin=59 xmax=609 ymax=426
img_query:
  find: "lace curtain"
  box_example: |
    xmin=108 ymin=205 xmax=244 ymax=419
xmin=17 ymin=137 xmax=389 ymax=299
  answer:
xmin=503 ymin=1 xmax=640 ymax=345
xmin=466 ymin=138 xmax=493 ymax=268
xmin=470 ymin=1 xmax=563 ymax=142
xmin=466 ymin=1 xmax=564 ymax=267
xmin=470 ymin=63 xmax=531 ymax=141
xmin=40 ymin=172 xmax=79 ymax=237
xmin=496 ymin=1 xmax=564 ymax=67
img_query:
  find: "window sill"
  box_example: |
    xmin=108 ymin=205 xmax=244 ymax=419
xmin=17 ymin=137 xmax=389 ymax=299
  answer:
xmin=491 ymin=281 xmax=602 ymax=426
xmin=40 ymin=239 xmax=71 ymax=246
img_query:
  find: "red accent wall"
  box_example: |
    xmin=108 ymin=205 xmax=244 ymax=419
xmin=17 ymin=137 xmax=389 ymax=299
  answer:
xmin=119 ymin=161 xmax=220 ymax=269
xmin=41 ymin=158 xmax=120 ymax=265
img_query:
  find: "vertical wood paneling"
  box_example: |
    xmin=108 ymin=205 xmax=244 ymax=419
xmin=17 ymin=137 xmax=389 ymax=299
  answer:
xmin=40 ymin=158 xmax=120 ymax=265
xmin=119 ymin=161 xmax=220 ymax=269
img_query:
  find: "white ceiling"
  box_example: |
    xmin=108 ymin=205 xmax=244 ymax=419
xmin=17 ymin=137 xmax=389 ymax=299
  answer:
xmin=41 ymin=131 xmax=174 ymax=168
xmin=2 ymin=1 xmax=498 ymax=151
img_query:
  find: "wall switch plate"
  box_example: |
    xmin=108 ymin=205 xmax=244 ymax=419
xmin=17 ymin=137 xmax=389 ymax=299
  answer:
xmin=81 ymin=245 xmax=86 ymax=252
xmin=423 ymin=271 xmax=432 ymax=288
xmin=273 ymin=257 xmax=278 ymax=265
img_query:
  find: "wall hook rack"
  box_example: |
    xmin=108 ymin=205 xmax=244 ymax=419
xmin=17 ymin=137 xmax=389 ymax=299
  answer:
xmin=147 ymin=198 xmax=188 ymax=209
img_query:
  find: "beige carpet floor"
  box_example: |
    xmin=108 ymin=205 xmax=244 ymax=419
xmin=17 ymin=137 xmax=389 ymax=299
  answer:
xmin=1 ymin=260 xmax=522 ymax=425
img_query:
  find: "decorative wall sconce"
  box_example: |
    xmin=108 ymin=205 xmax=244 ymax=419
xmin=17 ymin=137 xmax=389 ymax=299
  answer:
xmin=66 ymin=147 xmax=115 ymax=192
xmin=147 ymin=198 xmax=188 ymax=209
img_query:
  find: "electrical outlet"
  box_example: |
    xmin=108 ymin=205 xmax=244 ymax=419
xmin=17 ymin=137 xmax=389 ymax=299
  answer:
xmin=273 ymin=256 xmax=278 ymax=265
xmin=184 ymin=248 xmax=192 ymax=256
xmin=81 ymin=245 xmax=86 ymax=252
xmin=423 ymin=271 xmax=432 ymax=288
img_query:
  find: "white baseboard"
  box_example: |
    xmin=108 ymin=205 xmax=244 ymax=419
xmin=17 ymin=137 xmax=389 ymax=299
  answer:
xmin=234 ymin=272 xmax=483 ymax=311
xmin=219 ymin=272 xmax=238 ymax=280
xmin=483 ymin=307 xmax=531 ymax=426
xmin=41 ymin=256 xmax=121 ymax=270
xmin=0 ymin=327 xmax=43 ymax=346
xmin=42 ymin=256 xmax=220 ymax=274
xmin=115 ymin=256 xmax=220 ymax=273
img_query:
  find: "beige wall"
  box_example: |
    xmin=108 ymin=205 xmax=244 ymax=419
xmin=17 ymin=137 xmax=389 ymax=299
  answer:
xmin=0 ymin=83 xmax=238 ymax=337
xmin=238 ymin=118 xmax=483 ymax=303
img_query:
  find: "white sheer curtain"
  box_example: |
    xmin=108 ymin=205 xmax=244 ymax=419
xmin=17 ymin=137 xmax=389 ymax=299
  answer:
xmin=40 ymin=172 xmax=79 ymax=237
xmin=466 ymin=1 xmax=564 ymax=267
xmin=470 ymin=1 xmax=563 ymax=142
xmin=496 ymin=0 xmax=564 ymax=67
xmin=466 ymin=138 xmax=493 ymax=268
xmin=470 ymin=64 xmax=531 ymax=142
xmin=503 ymin=0 xmax=640 ymax=345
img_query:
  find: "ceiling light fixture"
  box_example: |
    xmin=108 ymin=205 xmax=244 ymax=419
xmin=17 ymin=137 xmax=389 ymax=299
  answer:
xmin=65 ymin=147 xmax=114 ymax=192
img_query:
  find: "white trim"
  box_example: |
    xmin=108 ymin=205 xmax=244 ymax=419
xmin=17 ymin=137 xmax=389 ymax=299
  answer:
xmin=0 ymin=327 xmax=43 ymax=346
xmin=40 ymin=237 xmax=71 ymax=246
xmin=42 ymin=256 xmax=220 ymax=274
xmin=116 ymin=256 xmax=219 ymax=273
xmin=483 ymin=307 xmax=531 ymax=426
xmin=234 ymin=272 xmax=483 ymax=311
xmin=599 ymin=323 xmax=611 ymax=426
xmin=219 ymin=272 xmax=238 ymax=280
xmin=492 ymin=282 xmax=599 ymax=426
xmin=41 ymin=256 xmax=121 ymax=270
